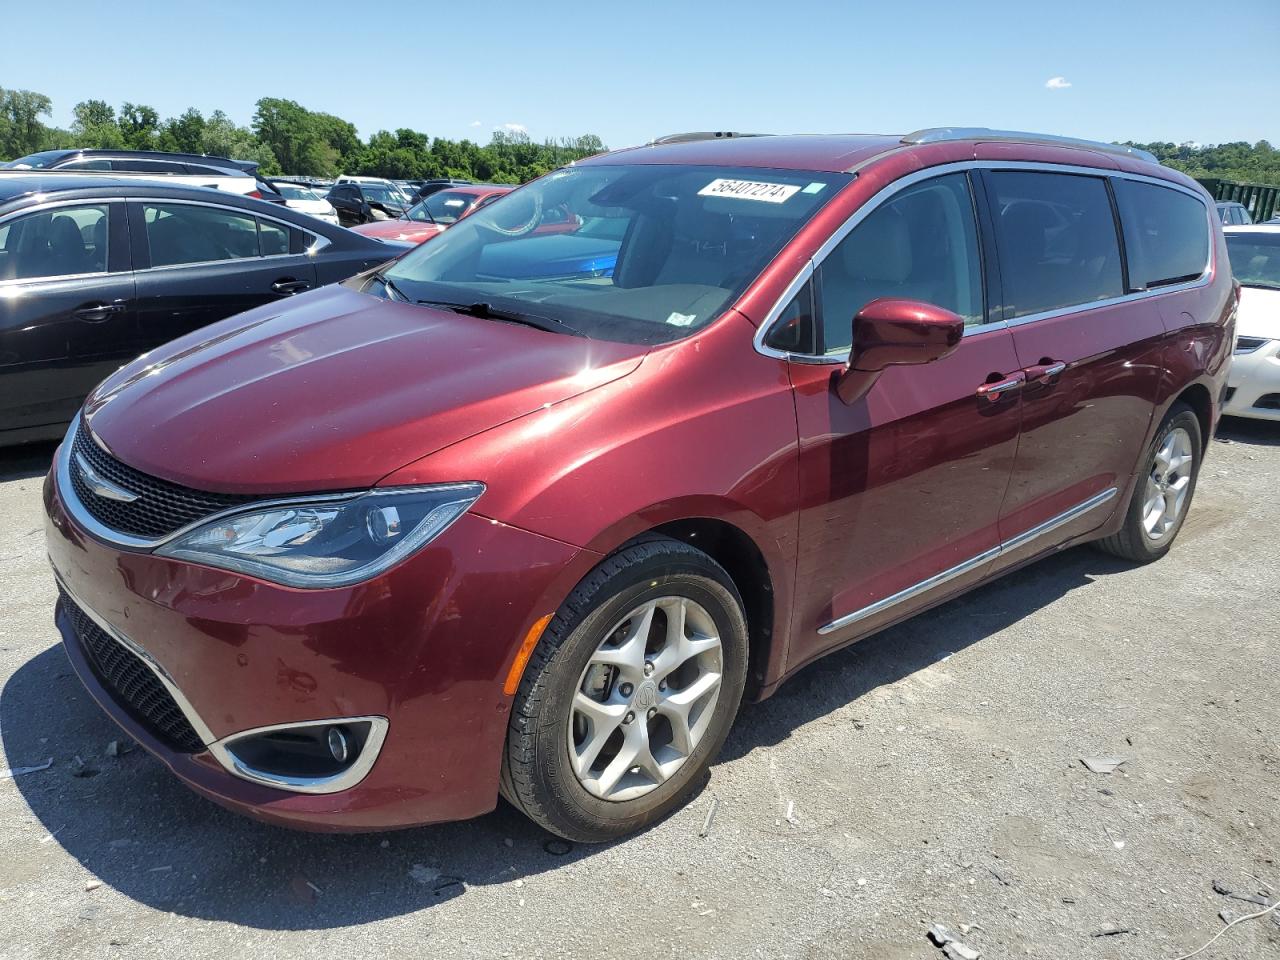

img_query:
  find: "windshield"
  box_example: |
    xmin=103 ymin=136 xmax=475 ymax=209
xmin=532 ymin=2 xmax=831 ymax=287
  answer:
xmin=415 ymin=189 xmax=491 ymax=224
xmin=1227 ymin=233 xmax=1280 ymax=290
xmin=382 ymin=163 xmax=849 ymax=344
xmin=1 ymin=150 xmax=68 ymax=170
xmin=359 ymin=183 xmax=407 ymax=205
xmin=276 ymin=183 xmax=320 ymax=201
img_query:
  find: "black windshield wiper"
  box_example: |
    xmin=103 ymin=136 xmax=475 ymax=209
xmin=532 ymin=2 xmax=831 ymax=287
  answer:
xmin=1240 ymin=280 xmax=1280 ymax=291
xmin=415 ymin=300 xmax=582 ymax=336
xmin=374 ymin=272 xmax=413 ymax=303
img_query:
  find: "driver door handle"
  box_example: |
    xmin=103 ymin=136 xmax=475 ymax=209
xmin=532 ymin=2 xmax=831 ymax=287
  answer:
xmin=272 ymin=278 xmax=312 ymax=295
xmin=73 ymin=300 xmax=127 ymax=322
xmin=976 ymin=372 xmax=1026 ymax=402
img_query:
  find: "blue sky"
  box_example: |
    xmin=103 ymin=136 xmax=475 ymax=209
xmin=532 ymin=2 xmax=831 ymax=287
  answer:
xmin=4 ymin=0 xmax=1277 ymax=149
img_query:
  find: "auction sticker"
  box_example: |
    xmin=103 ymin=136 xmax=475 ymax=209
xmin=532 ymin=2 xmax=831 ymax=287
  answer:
xmin=698 ymin=178 xmax=801 ymax=203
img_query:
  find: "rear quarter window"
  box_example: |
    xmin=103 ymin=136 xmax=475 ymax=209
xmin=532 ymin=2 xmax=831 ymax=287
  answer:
xmin=1114 ymin=180 xmax=1209 ymax=289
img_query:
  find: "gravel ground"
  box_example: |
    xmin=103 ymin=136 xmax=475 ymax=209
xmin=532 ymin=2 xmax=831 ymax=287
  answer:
xmin=1 ymin=419 xmax=1278 ymax=960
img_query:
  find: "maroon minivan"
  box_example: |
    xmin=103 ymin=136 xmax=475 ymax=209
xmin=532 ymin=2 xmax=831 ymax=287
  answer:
xmin=45 ymin=129 xmax=1234 ymax=841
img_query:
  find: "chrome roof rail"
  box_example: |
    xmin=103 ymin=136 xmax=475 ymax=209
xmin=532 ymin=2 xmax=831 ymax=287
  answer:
xmin=901 ymin=128 xmax=1158 ymax=164
xmin=648 ymin=131 xmax=771 ymax=145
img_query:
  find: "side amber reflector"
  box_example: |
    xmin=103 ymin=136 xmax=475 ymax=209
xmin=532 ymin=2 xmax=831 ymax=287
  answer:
xmin=503 ymin=614 xmax=553 ymax=696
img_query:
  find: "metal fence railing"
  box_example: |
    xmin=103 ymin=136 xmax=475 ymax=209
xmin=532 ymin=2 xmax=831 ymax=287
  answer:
xmin=1197 ymin=178 xmax=1279 ymax=223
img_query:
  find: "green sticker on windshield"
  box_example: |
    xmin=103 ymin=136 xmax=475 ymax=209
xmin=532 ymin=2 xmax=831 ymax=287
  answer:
xmin=802 ymin=182 xmax=826 ymax=194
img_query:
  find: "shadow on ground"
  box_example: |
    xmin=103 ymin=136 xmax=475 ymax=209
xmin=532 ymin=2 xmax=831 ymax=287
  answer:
xmin=1 ymin=541 xmax=1130 ymax=931
xmin=0 ymin=441 xmax=57 ymax=482
xmin=1217 ymin=415 xmax=1280 ymax=447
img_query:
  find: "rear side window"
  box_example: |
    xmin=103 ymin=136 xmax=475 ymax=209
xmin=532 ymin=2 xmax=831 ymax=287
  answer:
xmin=818 ymin=172 xmax=984 ymax=354
xmin=112 ymin=158 xmax=184 ymax=174
xmin=988 ymin=172 xmax=1123 ymax=319
xmin=1114 ymin=180 xmax=1209 ymax=290
xmin=0 ymin=204 xmax=111 ymax=281
xmin=143 ymin=203 xmax=301 ymax=266
xmin=988 ymin=172 xmax=1121 ymax=320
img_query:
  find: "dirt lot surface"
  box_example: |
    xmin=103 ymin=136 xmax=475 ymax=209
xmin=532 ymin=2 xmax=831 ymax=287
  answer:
xmin=1 ymin=420 xmax=1277 ymax=960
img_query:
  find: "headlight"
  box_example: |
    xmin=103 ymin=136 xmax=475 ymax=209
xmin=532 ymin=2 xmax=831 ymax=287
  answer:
xmin=155 ymin=483 xmax=484 ymax=588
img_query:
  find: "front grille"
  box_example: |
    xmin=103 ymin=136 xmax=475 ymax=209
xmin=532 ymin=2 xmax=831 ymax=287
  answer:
xmin=1256 ymin=393 xmax=1280 ymax=411
xmin=1234 ymin=336 xmax=1269 ymax=354
xmin=58 ymin=589 xmax=205 ymax=753
xmin=70 ymin=422 xmax=257 ymax=539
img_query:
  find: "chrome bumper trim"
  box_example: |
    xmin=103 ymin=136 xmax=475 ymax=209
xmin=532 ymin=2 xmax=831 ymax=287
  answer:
xmin=53 ymin=566 xmax=218 ymax=746
xmin=207 ymin=716 xmax=389 ymax=795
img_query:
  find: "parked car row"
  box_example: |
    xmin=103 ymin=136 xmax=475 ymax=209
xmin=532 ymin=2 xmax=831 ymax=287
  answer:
xmin=34 ymin=128 xmax=1237 ymax=843
xmin=0 ymin=174 xmax=406 ymax=444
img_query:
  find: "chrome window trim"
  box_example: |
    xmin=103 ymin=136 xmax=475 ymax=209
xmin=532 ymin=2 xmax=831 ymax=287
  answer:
xmin=817 ymin=486 xmax=1118 ymax=635
xmin=752 ymin=159 xmax=1214 ymax=364
xmin=52 ymin=566 xmax=218 ymax=747
xmin=56 ymin=418 xmax=355 ymax=552
xmin=0 ymin=197 xmax=120 ymax=287
xmin=130 ymin=196 xmax=329 ymax=273
xmin=207 ymin=716 xmax=390 ymax=795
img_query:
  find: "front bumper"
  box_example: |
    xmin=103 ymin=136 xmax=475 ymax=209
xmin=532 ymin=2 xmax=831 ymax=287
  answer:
xmin=44 ymin=455 xmax=594 ymax=831
xmin=1224 ymin=341 xmax=1280 ymax=421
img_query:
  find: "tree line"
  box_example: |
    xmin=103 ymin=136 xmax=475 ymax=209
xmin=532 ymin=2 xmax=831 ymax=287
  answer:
xmin=3 ymin=85 xmax=1278 ymax=186
xmin=0 ymin=86 xmax=606 ymax=183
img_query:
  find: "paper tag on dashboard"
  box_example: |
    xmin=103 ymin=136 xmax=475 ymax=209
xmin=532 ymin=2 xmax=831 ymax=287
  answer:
xmin=666 ymin=312 xmax=697 ymax=327
xmin=697 ymin=179 xmax=801 ymax=203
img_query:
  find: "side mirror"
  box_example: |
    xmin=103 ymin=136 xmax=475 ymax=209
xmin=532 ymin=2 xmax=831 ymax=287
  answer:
xmin=835 ymin=298 xmax=965 ymax=404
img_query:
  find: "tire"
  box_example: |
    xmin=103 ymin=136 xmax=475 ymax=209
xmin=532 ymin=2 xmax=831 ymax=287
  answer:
xmin=1094 ymin=402 xmax=1202 ymax=563
xmin=501 ymin=537 xmax=749 ymax=842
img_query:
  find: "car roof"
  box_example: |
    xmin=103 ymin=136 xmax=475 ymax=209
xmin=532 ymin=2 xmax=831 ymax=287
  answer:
xmin=23 ymin=148 xmax=257 ymax=173
xmin=579 ymin=130 xmax=1167 ymax=174
xmin=582 ymin=134 xmax=902 ymax=173
xmin=435 ymin=184 xmax=512 ymax=197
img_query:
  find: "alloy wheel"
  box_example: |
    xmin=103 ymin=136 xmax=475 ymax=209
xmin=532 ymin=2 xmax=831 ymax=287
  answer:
xmin=569 ymin=597 xmax=723 ymax=802
xmin=1142 ymin=426 xmax=1194 ymax=541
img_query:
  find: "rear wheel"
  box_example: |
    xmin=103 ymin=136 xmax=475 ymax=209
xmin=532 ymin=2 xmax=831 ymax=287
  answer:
xmin=1095 ymin=402 xmax=1202 ymax=562
xmin=501 ymin=538 xmax=748 ymax=842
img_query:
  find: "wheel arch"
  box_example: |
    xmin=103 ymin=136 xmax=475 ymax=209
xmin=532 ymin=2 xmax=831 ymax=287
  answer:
xmin=583 ymin=502 xmax=790 ymax=701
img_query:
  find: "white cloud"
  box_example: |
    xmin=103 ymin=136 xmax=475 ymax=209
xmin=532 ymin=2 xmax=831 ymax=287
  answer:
xmin=500 ymin=122 xmax=528 ymax=134
xmin=1045 ymin=76 xmax=1072 ymax=90
xmin=469 ymin=120 xmax=482 ymax=127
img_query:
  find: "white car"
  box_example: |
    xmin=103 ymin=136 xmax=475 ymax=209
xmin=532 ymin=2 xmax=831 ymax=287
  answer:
xmin=0 ymin=149 xmax=263 ymax=196
xmin=270 ymin=181 xmax=339 ymax=225
xmin=1225 ymin=224 xmax=1280 ymax=421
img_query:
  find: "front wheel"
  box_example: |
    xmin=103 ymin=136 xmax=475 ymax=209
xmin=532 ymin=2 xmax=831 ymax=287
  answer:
xmin=501 ymin=538 xmax=748 ymax=842
xmin=1095 ymin=402 xmax=1202 ymax=563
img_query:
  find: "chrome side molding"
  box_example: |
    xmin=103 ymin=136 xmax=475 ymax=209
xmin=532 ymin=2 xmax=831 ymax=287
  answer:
xmin=818 ymin=487 xmax=1118 ymax=635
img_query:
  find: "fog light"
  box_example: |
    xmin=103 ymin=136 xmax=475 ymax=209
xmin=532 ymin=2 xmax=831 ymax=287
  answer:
xmin=327 ymin=726 xmax=350 ymax=763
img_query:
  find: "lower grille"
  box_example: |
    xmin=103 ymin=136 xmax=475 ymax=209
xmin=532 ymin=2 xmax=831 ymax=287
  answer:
xmin=58 ymin=589 xmax=205 ymax=753
xmin=1257 ymin=393 xmax=1280 ymax=411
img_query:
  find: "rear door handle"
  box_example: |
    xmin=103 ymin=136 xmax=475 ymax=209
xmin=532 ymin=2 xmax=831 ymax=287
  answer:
xmin=1025 ymin=360 xmax=1067 ymax=384
xmin=272 ymin=278 xmax=312 ymax=295
xmin=73 ymin=300 xmax=127 ymax=322
xmin=976 ymin=372 xmax=1026 ymax=402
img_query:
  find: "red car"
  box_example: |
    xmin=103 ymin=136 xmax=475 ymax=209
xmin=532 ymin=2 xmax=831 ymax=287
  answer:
xmin=46 ymin=128 xmax=1233 ymax=841
xmin=350 ymin=184 xmax=513 ymax=244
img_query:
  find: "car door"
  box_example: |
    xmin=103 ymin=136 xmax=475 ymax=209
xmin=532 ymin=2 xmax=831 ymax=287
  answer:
xmin=0 ymin=199 xmax=138 ymax=436
xmin=978 ymin=168 xmax=1166 ymax=569
xmin=131 ymin=199 xmax=317 ymax=346
xmin=778 ymin=171 xmax=1023 ymax=669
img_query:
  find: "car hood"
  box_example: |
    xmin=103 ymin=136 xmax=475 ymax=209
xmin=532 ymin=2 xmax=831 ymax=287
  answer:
xmin=83 ymin=284 xmax=647 ymax=494
xmin=1237 ymin=285 xmax=1280 ymax=339
xmin=351 ymin=220 xmax=445 ymax=243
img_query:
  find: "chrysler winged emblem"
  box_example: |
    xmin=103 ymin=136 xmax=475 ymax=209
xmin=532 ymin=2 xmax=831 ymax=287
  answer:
xmin=74 ymin=452 xmax=140 ymax=503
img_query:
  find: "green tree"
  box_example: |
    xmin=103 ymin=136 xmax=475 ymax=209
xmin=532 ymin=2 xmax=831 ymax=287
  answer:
xmin=71 ymin=99 xmax=125 ymax=149
xmin=0 ymin=86 xmax=54 ymax=159
xmin=118 ymin=102 xmax=160 ymax=150
xmin=159 ymin=108 xmax=207 ymax=154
